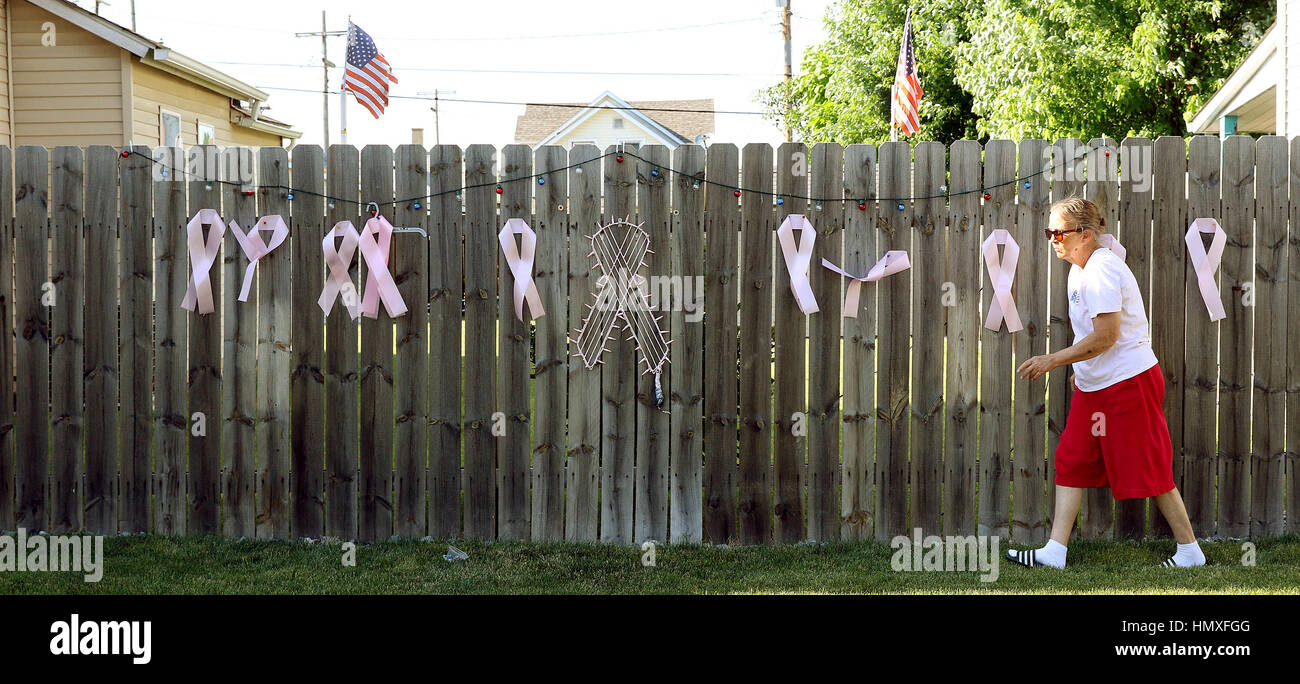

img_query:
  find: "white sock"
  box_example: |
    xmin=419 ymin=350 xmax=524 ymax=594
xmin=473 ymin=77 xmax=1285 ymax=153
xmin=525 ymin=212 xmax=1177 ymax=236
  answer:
xmin=1008 ymin=539 xmax=1067 ymax=568
xmin=1165 ymin=541 xmax=1205 ymax=567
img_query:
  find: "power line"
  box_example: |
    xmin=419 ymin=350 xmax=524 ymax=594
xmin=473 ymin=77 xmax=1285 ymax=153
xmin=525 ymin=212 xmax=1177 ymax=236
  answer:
xmin=256 ymin=86 xmax=770 ymax=115
xmin=216 ymin=61 xmax=776 ymax=78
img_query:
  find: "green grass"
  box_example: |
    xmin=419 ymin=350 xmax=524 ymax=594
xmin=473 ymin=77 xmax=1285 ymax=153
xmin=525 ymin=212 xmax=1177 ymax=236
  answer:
xmin=3 ymin=534 xmax=1298 ymax=595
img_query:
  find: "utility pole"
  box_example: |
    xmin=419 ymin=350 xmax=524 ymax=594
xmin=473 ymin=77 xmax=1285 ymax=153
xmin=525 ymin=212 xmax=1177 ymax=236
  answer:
xmin=295 ymin=11 xmax=346 ymax=148
xmin=417 ymin=90 xmax=456 ymax=145
xmin=130 ymin=0 xmax=136 ymax=30
xmin=780 ymin=0 xmax=792 ymax=142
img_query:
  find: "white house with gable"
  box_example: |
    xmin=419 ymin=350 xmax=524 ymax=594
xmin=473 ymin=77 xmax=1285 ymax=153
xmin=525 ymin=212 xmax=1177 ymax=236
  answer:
xmin=514 ymin=90 xmax=714 ymax=150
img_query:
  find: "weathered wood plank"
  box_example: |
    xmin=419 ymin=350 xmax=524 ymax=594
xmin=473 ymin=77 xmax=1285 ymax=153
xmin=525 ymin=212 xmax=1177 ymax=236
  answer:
xmin=875 ymin=141 xmax=909 ymax=541
xmin=1183 ymin=135 xmax=1220 ymax=535
xmin=1251 ymin=135 xmax=1286 ymax=537
xmin=668 ymin=144 xmax=705 ymax=544
xmin=325 ymin=145 xmax=360 ymax=540
xmin=187 ymin=147 xmax=223 ymax=535
xmin=221 ymin=147 xmax=257 ymax=538
xmin=154 ymin=146 xmax=187 ymax=535
xmin=358 ymin=145 xmax=395 ymax=542
xmin=498 ymin=144 xmax=532 ymax=541
xmin=1011 ymin=139 xmax=1049 ymax=544
xmin=808 ymin=143 xmax=843 ymax=541
xmin=1289 ymin=137 xmax=1300 ymax=537
xmin=737 ymin=142 xmax=773 ymax=545
xmin=911 ymin=141 xmax=945 ymax=536
xmin=394 ymin=144 xmax=429 ymax=538
xmin=83 ymin=146 xmax=118 ymax=534
xmin=462 ymin=144 xmax=498 ymax=540
xmin=119 ymin=146 xmax=152 ymax=535
xmin=289 ymin=144 xmax=326 ymax=539
xmin=50 ymin=146 xmax=84 ymax=533
xmin=0 ymin=147 xmax=14 ymax=531
xmin=600 ymin=143 xmax=637 ymax=544
xmin=772 ymin=142 xmax=807 ymax=543
xmin=945 ymin=140 xmax=981 ymax=536
xmin=565 ymin=144 xmax=602 ymax=542
xmin=1116 ymin=136 xmax=1155 ymax=541
xmin=841 ymin=143 xmax=876 ymax=540
xmin=702 ymin=143 xmax=739 ymax=544
xmin=1049 ymin=138 xmax=1085 ymax=536
xmin=978 ymin=139 xmax=1016 ymax=539
xmin=1148 ymin=136 xmax=1187 ymax=539
xmin=1216 ymin=135 xmax=1253 ymax=539
xmin=635 ymin=144 xmax=672 ymax=544
xmin=428 ymin=145 xmax=463 ymax=539
xmin=15 ymin=147 xmax=50 ymax=532
xmin=256 ymin=146 xmax=292 ymax=539
xmin=532 ymin=145 xmax=568 ymax=541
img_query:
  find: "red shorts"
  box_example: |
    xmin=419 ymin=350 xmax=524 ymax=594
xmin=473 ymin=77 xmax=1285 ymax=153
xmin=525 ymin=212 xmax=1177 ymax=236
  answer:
xmin=1054 ymin=362 xmax=1176 ymax=500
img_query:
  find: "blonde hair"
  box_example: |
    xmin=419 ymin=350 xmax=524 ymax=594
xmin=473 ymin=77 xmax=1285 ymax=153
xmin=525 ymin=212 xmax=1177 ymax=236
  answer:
xmin=1050 ymin=196 xmax=1105 ymax=235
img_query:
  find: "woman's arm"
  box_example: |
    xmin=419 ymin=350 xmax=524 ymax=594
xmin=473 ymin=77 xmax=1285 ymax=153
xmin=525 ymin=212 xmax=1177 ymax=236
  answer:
xmin=1016 ymin=312 xmax=1120 ymax=381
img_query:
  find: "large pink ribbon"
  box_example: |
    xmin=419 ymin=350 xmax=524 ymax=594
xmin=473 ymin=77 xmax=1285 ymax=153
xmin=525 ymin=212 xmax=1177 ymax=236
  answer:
xmin=319 ymin=220 xmax=362 ymax=320
xmin=1098 ymin=233 xmax=1126 ymax=261
xmin=358 ymin=214 xmax=408 ymax=319
xmin=180 ymin=208 xmax=226 ymax=314
xmin=498 ymin=218 xmax=546 ymax=322
xmin=776 ymin=214 xmax=819 ymax=314
xmin=982 ymin=228 xmax=1023 ymax=332
xmin=1185 ymin=217 xmax=1227 ymax=322
xmin=228 ymin=214 xmax=289 ymax=302
xmin=821 ymin=251 xmax=911 ymax=318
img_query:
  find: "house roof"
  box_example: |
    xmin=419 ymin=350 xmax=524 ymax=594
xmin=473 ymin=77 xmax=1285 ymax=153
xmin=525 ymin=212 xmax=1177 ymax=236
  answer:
xmin=29 ymin=0 xmax=299 ymax=136
xmin=1187 ymin=21 xmax=1278 ymax=134
xmin=515 ymin=91 xmax=715 ymax=146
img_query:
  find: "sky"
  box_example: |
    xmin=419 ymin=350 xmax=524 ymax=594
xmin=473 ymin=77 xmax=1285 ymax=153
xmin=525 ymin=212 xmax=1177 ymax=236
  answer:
xmin=81 ymin=0 xmax=838 ymax=148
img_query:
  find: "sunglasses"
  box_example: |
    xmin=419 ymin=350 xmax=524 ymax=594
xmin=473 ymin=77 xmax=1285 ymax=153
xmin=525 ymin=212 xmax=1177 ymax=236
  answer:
xmin=1044 ymin=227 xmax=1084 ymax=243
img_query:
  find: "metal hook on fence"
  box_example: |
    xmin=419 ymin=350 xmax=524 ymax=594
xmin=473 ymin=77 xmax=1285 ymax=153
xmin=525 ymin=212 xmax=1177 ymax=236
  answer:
xmin=366 ymin=201 xmax=380 ymax=217
xmin=393 ymin=226 xmax=429 ymax=238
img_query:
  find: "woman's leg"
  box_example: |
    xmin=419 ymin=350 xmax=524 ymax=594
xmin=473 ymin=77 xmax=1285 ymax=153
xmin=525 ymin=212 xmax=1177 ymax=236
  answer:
xmin=1153 ymin=487 xmax=1196 ymax=544
xmin=1050 ymin=485 xmax=1084 ymax=546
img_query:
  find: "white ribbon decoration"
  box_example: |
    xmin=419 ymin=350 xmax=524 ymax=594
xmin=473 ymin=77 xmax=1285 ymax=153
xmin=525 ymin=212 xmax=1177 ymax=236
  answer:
xmin=776 ymin=214 xmax=820 ymax=314
xmin=1097 ymin=232 xmax=1126 ymax=261
xmin=821 ymin=251 xmax=911 ymax=318
xmin=982 ymin=228 xmax=1023 ymax=332
xmin=228 ymin=214 xmax=289 ymax=302
xmin=1185 ymin=217 xmax=1227 ymax=322
xmin=318 ymin=220 xmax=362 ymax=320
xmin=180 ymin=208 xmax=226 ymax=314
xmin=357 ymin=215 xmax=408 ymax=319
xmin=498 ymin=218 xmax=546 ymax=322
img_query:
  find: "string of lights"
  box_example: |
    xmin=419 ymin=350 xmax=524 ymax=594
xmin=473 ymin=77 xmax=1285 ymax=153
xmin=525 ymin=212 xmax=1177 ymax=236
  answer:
xmin=120 ymin=140 xmax=1107 ymax=216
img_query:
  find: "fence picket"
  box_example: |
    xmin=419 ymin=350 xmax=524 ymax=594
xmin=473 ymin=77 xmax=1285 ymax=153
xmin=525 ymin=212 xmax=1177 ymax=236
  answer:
xmin=945 ymin=141 xmax=981 ymax=536
xmin=84 ymin=146 xmax=118 ymax=534
xmin=702 ymin=143 xmax=739 ymax=544
xmin=635 ymin=144 xmax=672 ymax=544
xmin=979 ymin=139 xmax=1016 ymax=539
xmin=290 ymin=144 xmax=326 ymax=539
xmin=50 ymin=146 xmax=84 ymax=533
xmin=359 ymin=145 xmax=395 ymax=543
xmin=565 ymin=144 xmax=601 ymax=542
xmin=772 ymin=142 xmax=807 ymax=544
xmin=1012 ymin=139 xmax=1049 ymax=544
xmin=875 ymin=141 xmax=910 ymax=540
xmin=221 ymin=147 xmax=257 ymax=538
xmin=737 ymin=143 xmax=773 ymax=545
xmin=842 ymin=144 xmax=876 ymax=540
xmin=668 ymin=144 xmax=705 ymax=544
xmin=1184 ymin=135 xmax=1221 ymax=535
xmin=428 ymin=145 xmax=463 ymax=539
xmin=258 ymin=146 xmax=292 ymax=539
xmin=120 ymin=147 xmax=152 ymax=534
xmin=532 ymin=145 xmax=568 ymax=541
xmin=1252 ymin=135 xmax=1287 ymax=537
xmin=0 ymin=147 xmax=13 ymax=531
xmin=1117 ymin=136 xmax=1155 ymax=541
xmin=601 ymin=143 xmax=637 ymax=545
xmin=911 ymin=141 xmax=945 ymax=536
xmin=498 ymin=144 xmax=533 ymax=541
xmin=188 ymin=148 xmax=223 ymax=535
xmin=325 ymin=145 xmax=360 ymax=540
xmin=394 ymin=144 xmax=429 ymax=539
xmin=154 ymin=146 xmax=187 ymax=535
xmin=808 ymin=143 xmax=843 ymax=541
xmin=463 ymin=144 xmax=498 ymax=540
xmin=15 ymin=147 xmax=49 ymax=532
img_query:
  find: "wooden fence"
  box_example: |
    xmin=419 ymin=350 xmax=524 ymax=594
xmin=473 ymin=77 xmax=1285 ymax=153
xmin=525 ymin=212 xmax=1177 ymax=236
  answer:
xmin=0 ymin=136 xmax=1293 ymax=544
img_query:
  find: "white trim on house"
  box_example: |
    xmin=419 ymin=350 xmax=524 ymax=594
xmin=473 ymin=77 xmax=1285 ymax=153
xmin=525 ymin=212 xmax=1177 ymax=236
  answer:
xmin=1188 ymin=22 xmax=1278 ymax=134
xmin=533 ymin=90 xmax=686 ymax=150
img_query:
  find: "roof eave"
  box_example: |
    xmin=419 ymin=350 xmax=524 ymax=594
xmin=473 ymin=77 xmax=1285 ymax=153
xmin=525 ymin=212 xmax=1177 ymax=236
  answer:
xmin=1188 ymin=22 xmax=1277 ymax=133
xmin=142 ymin=48 xmax=270 ymax=103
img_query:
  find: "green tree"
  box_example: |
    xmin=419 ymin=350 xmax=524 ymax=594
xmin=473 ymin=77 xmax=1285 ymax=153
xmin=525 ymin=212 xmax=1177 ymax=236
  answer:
xmin=760 ymin=0 xmax=980 ymax=145
xmin=761 ymin=0 xmax=1272 ymax=143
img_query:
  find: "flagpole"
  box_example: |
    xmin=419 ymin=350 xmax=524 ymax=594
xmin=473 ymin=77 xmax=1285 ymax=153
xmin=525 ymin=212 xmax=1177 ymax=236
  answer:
xmin=340 ymin=17 xmax=350 ymax=145
xmin=890 ymin=83 xmax=898 ymax=142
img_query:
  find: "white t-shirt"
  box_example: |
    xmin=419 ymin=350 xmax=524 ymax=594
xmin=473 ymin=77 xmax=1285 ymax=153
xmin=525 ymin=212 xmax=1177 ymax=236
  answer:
xmin=1066 ymin=246 xmax=1158 ymax=391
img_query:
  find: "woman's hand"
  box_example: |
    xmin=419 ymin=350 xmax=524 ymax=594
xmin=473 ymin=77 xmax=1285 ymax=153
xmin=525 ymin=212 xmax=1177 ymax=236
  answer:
xmin=1016 ymin=353 xmax=1060 ymax=382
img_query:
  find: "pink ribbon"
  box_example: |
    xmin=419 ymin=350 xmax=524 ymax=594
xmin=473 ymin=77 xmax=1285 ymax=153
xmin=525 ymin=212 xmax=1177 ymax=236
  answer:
xmin=1185 ymin=217 xmax=1227 ymax=322
xmin=498 ymin=218 xmax=546 ymax=322
xmin=180 ymin=208 xmax=226 ymax=314
xmin=228 ymin=214 xmax=289 ymax=302
xmin=358 ymin=214 xmax=408 ymax=319
xmin=1098 ymin=233 xmax=1126 ymax=261
xmin=821 ymin=251 xmax=911 ymax=318
xmin=982 ymin=228 xmax=1023 ymax=332
xmin=776 ymin=214 xmax=819 ymax=314
xmin=318 ymin=220 xmax=362 ymax=320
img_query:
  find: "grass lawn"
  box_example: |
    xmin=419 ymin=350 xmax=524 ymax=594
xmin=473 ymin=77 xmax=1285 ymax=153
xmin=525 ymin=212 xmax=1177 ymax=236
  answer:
xmin=2 ymin=534 xmax=1298 ymax=595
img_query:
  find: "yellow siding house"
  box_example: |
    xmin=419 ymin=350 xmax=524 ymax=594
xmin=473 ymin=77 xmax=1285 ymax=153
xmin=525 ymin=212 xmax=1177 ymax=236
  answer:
xmin=515 ymin=91 xmax=713 ymax=151
xmin=0 ymin=0 xmax=298 ymax=148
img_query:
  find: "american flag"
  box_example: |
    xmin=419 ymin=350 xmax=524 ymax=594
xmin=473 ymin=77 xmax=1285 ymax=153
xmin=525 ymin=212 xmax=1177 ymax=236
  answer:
xmin=891 ymin=9 xmax=923 ymax=137
xmin=344 ymin=22 xmax=397 ymax=118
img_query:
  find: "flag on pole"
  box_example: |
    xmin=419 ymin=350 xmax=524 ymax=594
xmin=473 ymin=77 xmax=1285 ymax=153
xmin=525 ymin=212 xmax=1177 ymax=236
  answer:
xmin=344 ymin=21 xmax=398 ymax=118
xmin=891 ymin=9 xmax=923 ymax=137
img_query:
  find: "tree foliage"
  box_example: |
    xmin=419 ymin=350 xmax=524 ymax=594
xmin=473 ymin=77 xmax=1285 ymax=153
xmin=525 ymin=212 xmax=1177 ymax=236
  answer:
xmin=760 ymin=0 xmax=1273 ymax=144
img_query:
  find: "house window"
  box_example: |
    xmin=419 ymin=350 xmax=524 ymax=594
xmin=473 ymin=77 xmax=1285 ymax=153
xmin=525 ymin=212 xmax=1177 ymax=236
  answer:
xmin=612 ymin=117 xmax=624 ymax=129
xmin=198 ymin=122 xmax=216 ymax=146
xmin=160 ymin=110 xmax=181 ymax=147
